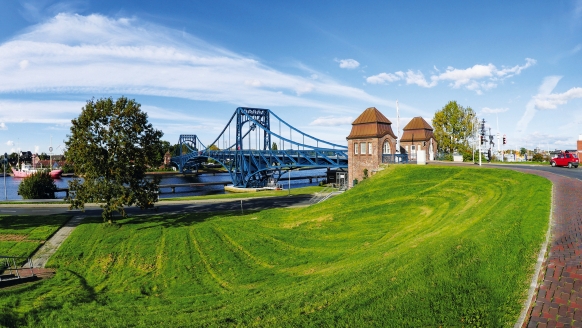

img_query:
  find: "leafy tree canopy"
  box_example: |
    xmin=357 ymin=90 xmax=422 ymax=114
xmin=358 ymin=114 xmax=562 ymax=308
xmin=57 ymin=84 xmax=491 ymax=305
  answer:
xmin=271 ymin=142 xmax=278 ymax=150
xmin=18 ymin=171 xmax=57 ymax=199
xmin=65 ymin=96 xmax=164 ymax=222
xmin=432 ymin=101 xmax=477 ymax=154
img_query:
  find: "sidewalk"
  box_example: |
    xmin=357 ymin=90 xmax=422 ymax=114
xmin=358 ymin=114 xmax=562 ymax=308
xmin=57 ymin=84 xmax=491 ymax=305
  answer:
xmin=31 ymin=216 xmax=85 ymax=268
xmin=512 ymin=169 xmax=582 ymax=327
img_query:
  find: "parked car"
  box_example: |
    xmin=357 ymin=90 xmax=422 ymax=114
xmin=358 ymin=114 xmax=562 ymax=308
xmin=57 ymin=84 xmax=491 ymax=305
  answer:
xmin=550 ymin=151 xmax=579 ymax=168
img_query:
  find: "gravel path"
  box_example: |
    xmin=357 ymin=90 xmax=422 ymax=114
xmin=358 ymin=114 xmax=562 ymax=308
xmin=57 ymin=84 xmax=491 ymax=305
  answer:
xmin=31 ymin=216 xmax=85 ymax=268
xmin=511 ymin=169 xmax=582 ymax=328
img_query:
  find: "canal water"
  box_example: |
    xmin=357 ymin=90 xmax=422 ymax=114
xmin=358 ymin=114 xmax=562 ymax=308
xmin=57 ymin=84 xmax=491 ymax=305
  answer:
xmin=0 ymin=169 xmax=325 ymax=200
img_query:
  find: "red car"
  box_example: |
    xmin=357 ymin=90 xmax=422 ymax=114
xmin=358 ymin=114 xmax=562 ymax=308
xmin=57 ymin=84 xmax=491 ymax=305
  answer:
xmin=550 ymin=151 xmax=579 ymax=168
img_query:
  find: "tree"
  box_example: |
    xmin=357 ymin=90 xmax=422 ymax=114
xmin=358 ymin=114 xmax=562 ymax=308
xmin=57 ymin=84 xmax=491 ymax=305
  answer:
xmin=432 ymin=101 xmax=477 ymax=154
xmin=271 ymin=142 xmax=278 ymax=150
xmin=65 ymin=97 xmax=164 ymax=222
xmin=520 ymin=148 xmax=527 ymax=156
xmin=18 ymin=171 xmax=57 ymax=199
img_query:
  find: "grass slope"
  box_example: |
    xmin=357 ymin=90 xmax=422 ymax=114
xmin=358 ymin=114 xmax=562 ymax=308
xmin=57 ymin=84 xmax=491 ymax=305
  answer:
xmin=162 ymin=185 xmax=326 ymax=201
xmin=0 ymin=215 xmax=71 ymax=258
xmin=0 ymin=166 xmax=550 ymax=327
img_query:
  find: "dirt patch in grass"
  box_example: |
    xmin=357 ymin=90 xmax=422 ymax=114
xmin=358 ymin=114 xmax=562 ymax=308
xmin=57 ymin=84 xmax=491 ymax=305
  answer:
xmin=0 ymin=234 xmax=28 ymax=242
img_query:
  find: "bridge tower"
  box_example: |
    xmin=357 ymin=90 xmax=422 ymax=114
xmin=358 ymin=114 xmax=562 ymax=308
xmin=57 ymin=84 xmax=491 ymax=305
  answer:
xmin=346 ymin=107 xmax=397 ymax=187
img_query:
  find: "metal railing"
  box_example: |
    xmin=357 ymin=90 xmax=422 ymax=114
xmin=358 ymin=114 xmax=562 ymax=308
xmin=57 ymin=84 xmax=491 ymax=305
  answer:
xmin=381 ymin=154 xmax=410 ymax=164
xmin=1 ymin=255 xmax=35 ymax=281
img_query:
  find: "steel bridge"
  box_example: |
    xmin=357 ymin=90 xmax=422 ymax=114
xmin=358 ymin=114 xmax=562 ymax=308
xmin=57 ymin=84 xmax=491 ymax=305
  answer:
xmin=170 ymin=107 xmax=348 ymax=188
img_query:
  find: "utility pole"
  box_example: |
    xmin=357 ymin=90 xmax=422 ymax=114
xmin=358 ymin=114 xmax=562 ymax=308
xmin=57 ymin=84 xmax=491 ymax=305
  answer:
xmin=396 ymin=100 xmax=400 ymax=154
xmin=479 ymin=119 xmax=486 ymax=166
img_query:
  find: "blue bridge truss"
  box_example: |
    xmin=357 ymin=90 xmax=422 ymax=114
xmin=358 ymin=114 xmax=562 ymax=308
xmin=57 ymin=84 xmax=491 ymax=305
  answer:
xmin=171 ymin=107 xmax=348 ymax=188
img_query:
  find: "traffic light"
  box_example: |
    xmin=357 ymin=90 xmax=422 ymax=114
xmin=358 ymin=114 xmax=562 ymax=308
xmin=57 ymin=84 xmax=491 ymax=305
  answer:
xmin=480 ymin=135 xmax=484 ymax=145
xmin=503 ymin=136 xmax=506 ymax=145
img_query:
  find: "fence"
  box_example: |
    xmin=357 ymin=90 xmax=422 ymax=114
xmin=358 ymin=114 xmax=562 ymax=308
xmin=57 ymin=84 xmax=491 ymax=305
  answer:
xmin=382 ymin=154 xmax=411 ymax=164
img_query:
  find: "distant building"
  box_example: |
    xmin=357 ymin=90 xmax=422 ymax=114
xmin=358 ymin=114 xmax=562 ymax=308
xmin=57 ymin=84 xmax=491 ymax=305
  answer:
xmin=164 ymin=151 xmax=172 ymax=165
xmin=400 ymin=117 xmax=437 ymax=162
xmin=346 ymin=107 xmax=398 ymax=187
xmin=578 ymin=135 xmax=582 ymax=159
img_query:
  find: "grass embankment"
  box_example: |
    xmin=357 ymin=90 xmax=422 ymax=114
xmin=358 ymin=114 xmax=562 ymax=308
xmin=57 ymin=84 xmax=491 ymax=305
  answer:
xmin=0 ymin=166 xmax=550 ymax=327
xmin=0 ymin=215 xmax=71 ymax=258
xmin=162 ymin=185 xmax=326 ymax=201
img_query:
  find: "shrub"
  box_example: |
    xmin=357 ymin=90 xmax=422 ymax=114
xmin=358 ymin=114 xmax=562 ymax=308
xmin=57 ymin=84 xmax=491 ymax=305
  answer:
xmin=532 ymin=153 xmax=545 ymax=162
xmin=18 ymin=171 xmax=57 ymax=199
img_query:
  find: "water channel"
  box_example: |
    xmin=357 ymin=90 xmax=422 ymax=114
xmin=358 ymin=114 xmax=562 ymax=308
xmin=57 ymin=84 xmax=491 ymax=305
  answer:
xmin=0 ymin=169 xmax=326 ymax=201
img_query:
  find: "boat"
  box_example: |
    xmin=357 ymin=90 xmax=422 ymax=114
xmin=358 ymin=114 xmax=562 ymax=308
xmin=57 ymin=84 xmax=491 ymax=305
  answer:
xmin=12 ymin=163 xmax=63 ymax=179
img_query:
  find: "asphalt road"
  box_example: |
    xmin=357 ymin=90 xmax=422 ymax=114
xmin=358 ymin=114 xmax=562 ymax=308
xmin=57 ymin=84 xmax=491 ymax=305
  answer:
xmin=0 ymin=195 xmax=314 ymax=217
xmin=482 ymin=163 xmax=582 ymax=181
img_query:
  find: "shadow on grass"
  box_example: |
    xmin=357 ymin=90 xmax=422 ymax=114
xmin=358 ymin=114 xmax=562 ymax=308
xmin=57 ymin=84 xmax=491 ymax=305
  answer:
xmin=0 ymin=215 xmax=73 ymax=233
xmin=72 ymin=195 xmax=312 ymax=230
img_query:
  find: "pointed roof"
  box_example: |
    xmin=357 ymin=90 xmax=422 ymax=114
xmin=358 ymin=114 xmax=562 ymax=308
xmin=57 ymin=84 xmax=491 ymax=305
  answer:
xmin=400 ymin=116 xmax=434 ymax=142
xmin=352 ymin=107 xmax=392 ymax=125
xmin=403 ymin=117 xmax=433 ymax=131
xmin=347 ymin=107 xmax=396 ymax=139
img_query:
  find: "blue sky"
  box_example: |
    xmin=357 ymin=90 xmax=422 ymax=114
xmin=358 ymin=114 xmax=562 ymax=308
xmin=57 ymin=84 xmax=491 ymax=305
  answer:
xmin=1 ymin=0 xmax=582 ymax=155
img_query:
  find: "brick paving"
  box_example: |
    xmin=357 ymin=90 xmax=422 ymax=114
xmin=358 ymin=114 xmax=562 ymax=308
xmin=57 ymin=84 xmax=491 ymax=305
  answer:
xmin=513 ymin=169 xmax=582 ymax=328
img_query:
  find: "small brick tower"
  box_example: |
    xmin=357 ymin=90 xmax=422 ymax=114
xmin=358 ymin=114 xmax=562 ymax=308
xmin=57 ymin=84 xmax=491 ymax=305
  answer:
xmin=400 ymin=117 xmax=437 ymax=162
xmin=346 ymin=107 xmax=397 ymax=187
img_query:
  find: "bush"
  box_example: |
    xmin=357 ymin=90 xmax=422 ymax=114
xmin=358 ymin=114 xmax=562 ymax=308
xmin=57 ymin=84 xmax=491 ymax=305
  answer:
xmin=18 ymin=171 xmax=57 ymax=199
xmin=532 ymin=153 xmax=546 ymax=162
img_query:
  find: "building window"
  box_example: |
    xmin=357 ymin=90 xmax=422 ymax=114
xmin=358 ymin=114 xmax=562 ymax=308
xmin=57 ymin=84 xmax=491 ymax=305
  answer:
xmin=383 ymin=141 xmax=391 ymax=154
xmin=368 ymin=142 xmax=373 ymax=155
xmin=361 ymin=142 xmax=366 ymax=154
xmin=354 ymin=143 xmax=358 ymax=154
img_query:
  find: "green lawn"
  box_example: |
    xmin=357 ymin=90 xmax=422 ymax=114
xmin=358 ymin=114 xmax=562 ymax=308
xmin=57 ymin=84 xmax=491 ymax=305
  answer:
xmin=0 ymin=215 xmax=71 ymax=258
xmin=162 ymin=185 xmax=327 ymax=201
xmin=0 ymin=166 xmax=551 ymax=327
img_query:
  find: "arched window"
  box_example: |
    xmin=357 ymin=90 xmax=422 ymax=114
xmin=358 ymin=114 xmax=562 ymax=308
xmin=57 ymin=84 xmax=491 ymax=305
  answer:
xmin=382 ymin=141 xmax=391 ymax=154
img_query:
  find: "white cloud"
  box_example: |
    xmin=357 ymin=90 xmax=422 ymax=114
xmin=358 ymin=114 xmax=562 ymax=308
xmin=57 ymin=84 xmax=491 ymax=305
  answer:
xmin=34 ymin=145 xmax=39 ymax=153
xmin=336 ymin=58 xmax=360 ymax=69
xmin=19 ymin=60 xmax=29 ymax=69
xmin=0 ymin=13 xmax=391 ymax=113
xmin=366 ymin=72 xmax=403 ymax=84
xmin=482 ymin=107 xmax=509 ymax=114
xmin=404 ymin=70 xmax=437 ymax=88
xmin=6 ymin=140 xmax=14 ymax=146
xmin=0 ymin=100 xmax=82 ymax=124
xmin=366 ymin=58 xmax=535 ymax=93
xmin=244 ymin=79 xmax=262 ymax=87
xmin=309 ymin=116 xmax=354 ymax=126
xmin=534 ymin=87 xmax=582 ymax=110
xmin=516 ymin=76 xmax=561 ymax=133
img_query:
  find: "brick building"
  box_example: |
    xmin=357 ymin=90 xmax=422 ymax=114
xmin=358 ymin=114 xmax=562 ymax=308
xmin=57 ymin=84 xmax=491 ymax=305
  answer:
xmin=400 ymin=116 xmax=437 ymax=162
xmin=346 ymin=107 xmax=397 ymax=187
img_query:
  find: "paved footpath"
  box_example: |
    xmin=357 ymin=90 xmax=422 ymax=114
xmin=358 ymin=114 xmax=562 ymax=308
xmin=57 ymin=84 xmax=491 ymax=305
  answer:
xmin=514 ymin=169 xmax=582 ymax=328
xmin=31 ymin=216 xmax=85 ymax=268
